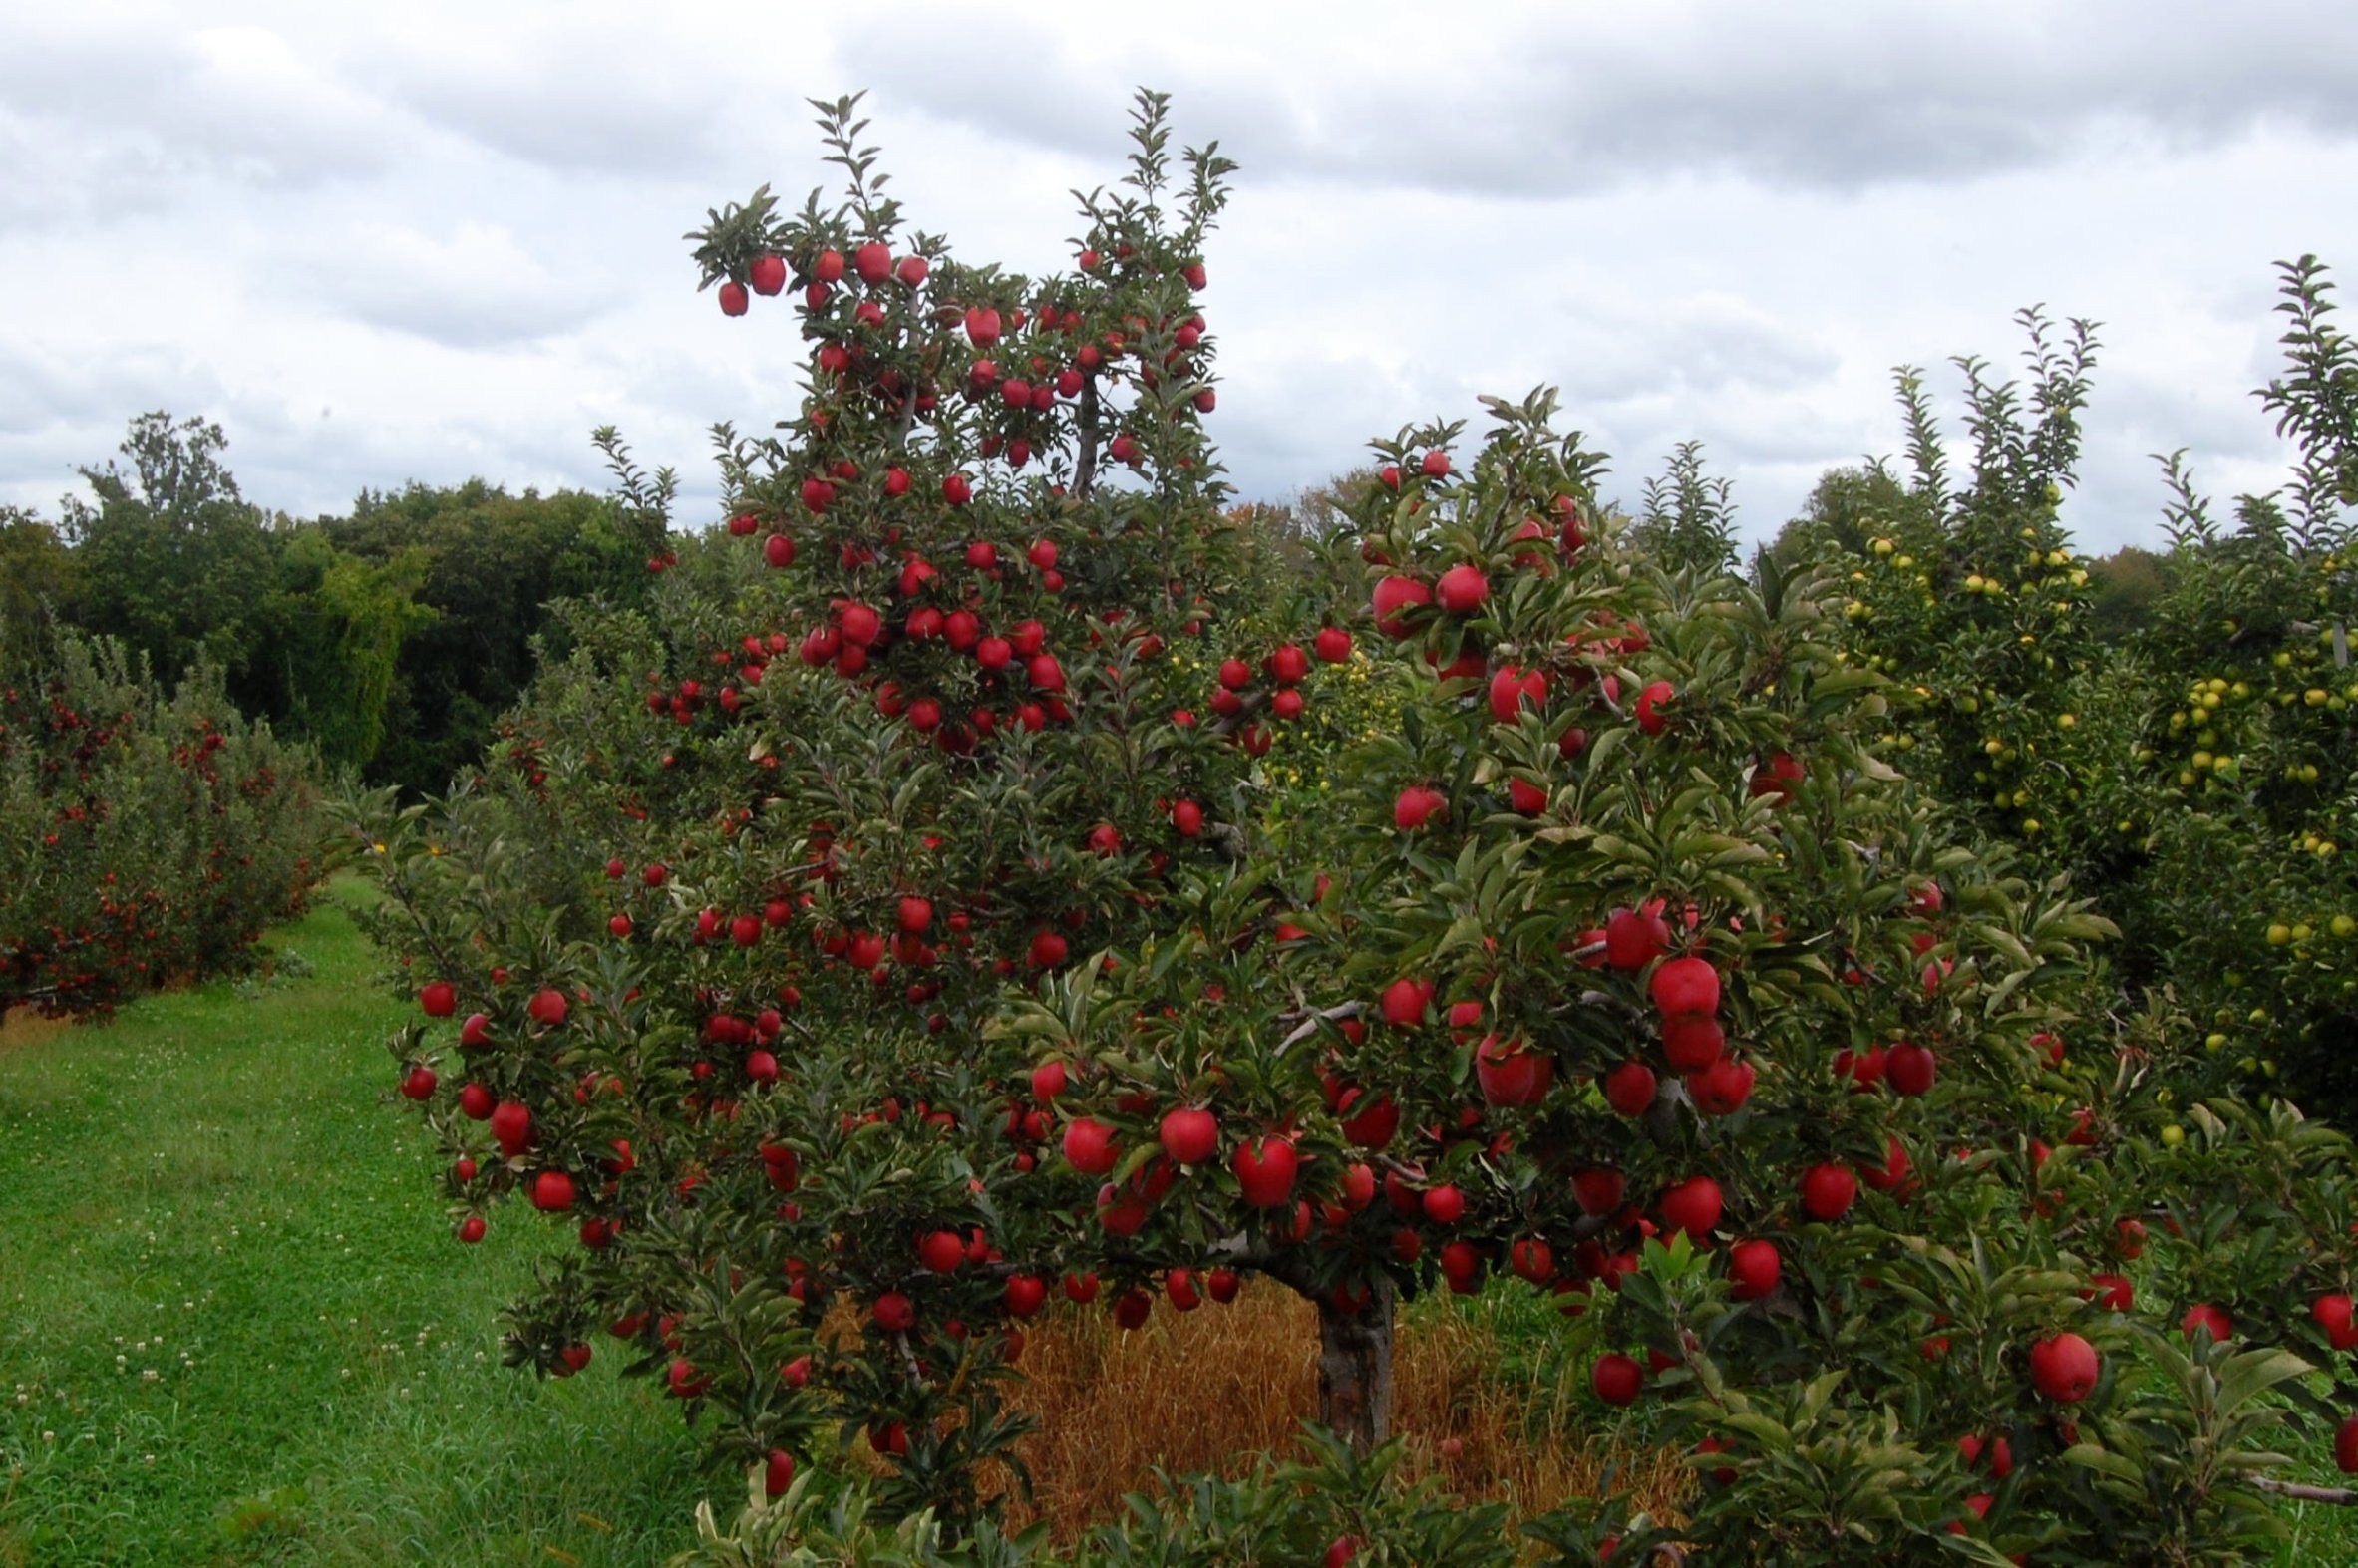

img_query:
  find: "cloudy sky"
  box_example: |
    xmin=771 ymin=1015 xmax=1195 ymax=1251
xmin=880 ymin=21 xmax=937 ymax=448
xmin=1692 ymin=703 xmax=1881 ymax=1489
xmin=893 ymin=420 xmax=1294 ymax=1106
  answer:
xmin=3 ymin=1 xmax=2354 ymax=553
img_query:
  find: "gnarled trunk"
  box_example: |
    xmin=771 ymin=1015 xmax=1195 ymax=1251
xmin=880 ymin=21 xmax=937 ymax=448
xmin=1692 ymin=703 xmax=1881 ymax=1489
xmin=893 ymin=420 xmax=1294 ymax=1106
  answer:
xmin=1316 ymin=1279 xmax=1395 ymax=1451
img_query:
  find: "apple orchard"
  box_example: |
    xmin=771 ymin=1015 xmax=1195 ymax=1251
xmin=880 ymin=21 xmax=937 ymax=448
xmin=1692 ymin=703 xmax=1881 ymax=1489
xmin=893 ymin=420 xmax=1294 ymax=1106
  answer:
xmin=353 ymin=95 xmax=2358 ymax=1565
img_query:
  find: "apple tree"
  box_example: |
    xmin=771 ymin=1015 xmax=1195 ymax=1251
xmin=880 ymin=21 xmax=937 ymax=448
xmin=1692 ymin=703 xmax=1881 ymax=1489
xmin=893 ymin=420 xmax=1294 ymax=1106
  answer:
xmin=353 ymin=89 xmax=1367 ymax=1529
xmin=3 ymin=628 xmax=321 ymax=1017
xmin=1011 ymin=379 xmax=2358 ymax=1558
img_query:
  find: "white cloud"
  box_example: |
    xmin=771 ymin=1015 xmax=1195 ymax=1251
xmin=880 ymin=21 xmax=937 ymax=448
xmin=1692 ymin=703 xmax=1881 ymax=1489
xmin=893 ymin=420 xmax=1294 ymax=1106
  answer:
xmin=281 ymin=219 xmax=620 ymax=348
xmin=0 ymin=0 xmax=2352 ymax=557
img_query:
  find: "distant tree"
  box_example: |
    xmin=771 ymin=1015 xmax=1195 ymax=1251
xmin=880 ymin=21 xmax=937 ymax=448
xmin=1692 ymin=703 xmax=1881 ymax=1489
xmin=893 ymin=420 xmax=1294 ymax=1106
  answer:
xmin=62 ymin=413 xmax=277 ymax=683
xmin=1770 ymin=461 xmax=1928 ymax=568
xmin=1630 ymin=439 xmax=1737 ymax=575
xmin=0 ymin=506 xmax=79 ymax=665
xmin=1290 ymin=463 xmax=1385 ymax=542
xmin=324 ymin=475 xmax=666 ymax=793
xmin=244 ymin=531 xmax=439 ymax=772
xmin=1232 ymin=464 xmax=1386 ymax=549
xmin=2083 ymin=543 xmax=2168 ymax=640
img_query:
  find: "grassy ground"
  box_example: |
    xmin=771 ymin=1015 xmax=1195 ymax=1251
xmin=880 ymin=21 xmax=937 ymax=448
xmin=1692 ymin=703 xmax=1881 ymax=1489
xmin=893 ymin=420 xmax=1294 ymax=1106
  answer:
xmin=0 ymin=880 xmax=707 ymax=1567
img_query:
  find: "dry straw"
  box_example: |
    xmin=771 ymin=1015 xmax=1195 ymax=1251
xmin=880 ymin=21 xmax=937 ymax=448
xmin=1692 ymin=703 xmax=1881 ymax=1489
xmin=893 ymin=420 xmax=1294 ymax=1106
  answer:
xmin=974 ymin=1284 xmax=1689 ymax=1541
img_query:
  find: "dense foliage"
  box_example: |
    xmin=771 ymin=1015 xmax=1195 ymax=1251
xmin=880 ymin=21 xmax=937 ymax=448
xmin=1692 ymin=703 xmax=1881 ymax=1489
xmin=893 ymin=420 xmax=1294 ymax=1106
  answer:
xmin=1811 ymin=259 xmax=2358 ymax=1122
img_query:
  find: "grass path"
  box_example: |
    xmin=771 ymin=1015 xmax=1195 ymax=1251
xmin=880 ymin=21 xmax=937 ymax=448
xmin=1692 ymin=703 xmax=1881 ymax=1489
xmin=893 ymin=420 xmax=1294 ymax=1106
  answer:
xmin=0 ymin=881 xmax=707 ymax=1567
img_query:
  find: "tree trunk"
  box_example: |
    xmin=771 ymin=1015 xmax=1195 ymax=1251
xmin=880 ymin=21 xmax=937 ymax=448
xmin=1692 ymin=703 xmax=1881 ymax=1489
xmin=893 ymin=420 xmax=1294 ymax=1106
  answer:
xmin=1316 ymin=1280 xmax=1395 ymax=1451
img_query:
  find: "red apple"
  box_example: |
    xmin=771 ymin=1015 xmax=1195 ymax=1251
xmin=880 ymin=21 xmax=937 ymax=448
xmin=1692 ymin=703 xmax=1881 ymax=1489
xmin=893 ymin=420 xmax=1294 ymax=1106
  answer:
xmin=1371 ymin=575 xmax=1432 ymax=639
xmin=1605 ymin=906 xmax=1670 ymax=971
xmin=491 ymin=1100 xmax=531 ymax=1157
xmin=1661 ymin=1015 xmax=1725 ymax=1071
xmin=1635 ymin=680 xmax=1676 ymax=735
xmin=1475 ymin=1035 xmax=1553 ymax=1107
xmin=1159 ymin=1106 xmax=1219 ymax=1165
xmin=1394 ymin=786 xmax=1446 ymax=830
xmin=1572 ymin=1167 xmax=1626 ymax=1215
xmin=1604 ymin=1061 xmax=1658 ymax=1117
xmin=1233 ymin=1134 xmax=1298 ymax=1206
xmin=1436 ymin=563 xmax=1490 ymax=614
xmin=2028 ymin=1332 xmax=2100 ymax=1402
xmin=1380 ymin=976 xmax=1432 ymax=1028
xmin=1063 ymin=1116 xmax=1118 ymax=1175
xmin=917 ymin=1229 xmax=966 ymax=1274
xmin=1886 ymin=1042 xmax=1937 ymax=1097
xmin=1649 ymin=955 xmax=1720 ymax=1019
xmin=1659 ymin=1175 xmax=1724 ymax=1239
xmin=1488 ymin=664 xmax=1546 ymax=723
xmin=2316 ymin=1293 xmax=2358 ymax=1350
xmin=1729 ymin=1238 xmax=1781 ymax=1300
xmin=1800 ymin=1162 xmax=1859 ymax=1222
xmin=1591 ymin=1352 xmax=1643 ymax=1406
xmin=2181 ymin=1303 xmax=2233 ymax=1344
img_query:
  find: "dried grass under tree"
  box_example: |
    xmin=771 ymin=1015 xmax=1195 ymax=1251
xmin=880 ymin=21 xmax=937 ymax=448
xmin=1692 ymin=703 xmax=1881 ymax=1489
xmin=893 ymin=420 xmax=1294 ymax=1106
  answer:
xmin=971 ymin=1285 xmax=1687 ymax=1540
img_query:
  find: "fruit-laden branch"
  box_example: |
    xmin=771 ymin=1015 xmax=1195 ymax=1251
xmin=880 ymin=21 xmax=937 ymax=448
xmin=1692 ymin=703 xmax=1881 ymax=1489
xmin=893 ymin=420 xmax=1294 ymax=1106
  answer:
xmin=1203 ymin=1230 xmax=1318 ymax=1295
xmin=2252 ymin=1476 xmax=2358 ymax=1504
xmin=1207 ymin=686 xmax=1266 ymax=738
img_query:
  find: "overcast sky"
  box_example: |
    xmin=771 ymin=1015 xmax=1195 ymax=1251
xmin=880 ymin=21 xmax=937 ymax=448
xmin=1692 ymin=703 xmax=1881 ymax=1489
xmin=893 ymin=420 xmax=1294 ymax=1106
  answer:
xmin=3 ymin=1 xmax=2354 ymax=553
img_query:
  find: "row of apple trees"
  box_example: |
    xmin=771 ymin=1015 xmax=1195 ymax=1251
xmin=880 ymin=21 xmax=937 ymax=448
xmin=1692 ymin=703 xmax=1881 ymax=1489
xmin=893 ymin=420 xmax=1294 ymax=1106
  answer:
xmin=1799 ymin=258 xmax=2358 ymax=1123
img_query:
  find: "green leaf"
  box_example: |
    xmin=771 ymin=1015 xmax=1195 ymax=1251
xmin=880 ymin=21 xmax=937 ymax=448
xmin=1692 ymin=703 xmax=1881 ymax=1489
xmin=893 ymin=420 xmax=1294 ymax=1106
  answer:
xmin=2061 ymin=1443 xmax=2146 ymax=1484
xmin=2213 ymin=1347 xmax=2313 ymax=1418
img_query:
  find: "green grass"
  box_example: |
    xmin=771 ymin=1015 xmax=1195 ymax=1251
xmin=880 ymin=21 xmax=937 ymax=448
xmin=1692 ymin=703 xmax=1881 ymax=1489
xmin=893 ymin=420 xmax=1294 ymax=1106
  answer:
xmin=0 ymin=880 xmax=709 ymax=1567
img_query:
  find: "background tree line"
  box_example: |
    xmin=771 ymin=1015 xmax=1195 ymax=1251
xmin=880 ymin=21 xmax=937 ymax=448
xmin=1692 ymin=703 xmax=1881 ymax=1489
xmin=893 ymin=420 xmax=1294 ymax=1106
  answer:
xmin=0 ymin=413 xmax=670 ymax=795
